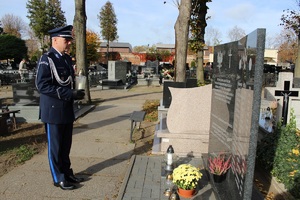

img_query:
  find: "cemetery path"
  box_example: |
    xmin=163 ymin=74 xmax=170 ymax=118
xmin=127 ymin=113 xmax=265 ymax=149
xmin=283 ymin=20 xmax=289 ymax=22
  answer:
xmin=0 ymin=85 xmax=158 ymax=179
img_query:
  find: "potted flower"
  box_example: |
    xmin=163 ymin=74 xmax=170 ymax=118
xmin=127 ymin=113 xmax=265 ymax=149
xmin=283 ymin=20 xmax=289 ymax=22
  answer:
xmin=172 ymin=164 xmax=203 ymax=198
xmin=208 ymin=152 xmax=231 ymax=183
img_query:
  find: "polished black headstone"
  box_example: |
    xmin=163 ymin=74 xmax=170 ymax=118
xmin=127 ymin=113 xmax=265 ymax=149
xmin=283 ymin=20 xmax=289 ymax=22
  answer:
xmin=208 ymin=29 xmax=266 ymax=200
xmin=186 ymin=78 xmax=198 ymax=88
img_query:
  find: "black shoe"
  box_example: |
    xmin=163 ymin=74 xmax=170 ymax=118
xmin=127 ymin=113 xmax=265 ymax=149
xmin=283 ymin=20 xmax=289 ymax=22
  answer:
xmin=65 ymin=175 xmax=84 ymax=183
xmin=54 ymin=181 xmax=75 ymax=190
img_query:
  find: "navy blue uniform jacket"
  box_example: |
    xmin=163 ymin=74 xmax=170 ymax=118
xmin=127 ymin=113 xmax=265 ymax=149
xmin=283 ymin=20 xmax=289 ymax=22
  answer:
xmin=36 ymin=47 xmax=75 ymax=124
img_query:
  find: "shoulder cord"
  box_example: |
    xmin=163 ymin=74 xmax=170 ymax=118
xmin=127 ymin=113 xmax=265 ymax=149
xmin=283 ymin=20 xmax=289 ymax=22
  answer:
xmin=48 ymin=57 xmax=73 ymax=89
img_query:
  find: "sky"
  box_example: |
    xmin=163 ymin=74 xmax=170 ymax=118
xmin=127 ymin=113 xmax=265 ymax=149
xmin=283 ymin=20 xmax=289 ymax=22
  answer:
xmin=0 ymin=0 xmax=297 ymax=47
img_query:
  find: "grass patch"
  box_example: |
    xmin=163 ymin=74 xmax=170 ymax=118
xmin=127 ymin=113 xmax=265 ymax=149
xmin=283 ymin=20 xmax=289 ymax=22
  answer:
xmin=15 ymin=145 xmax=37 ymax=163
xmin=142 ymin=100 xmax=160 ymax=122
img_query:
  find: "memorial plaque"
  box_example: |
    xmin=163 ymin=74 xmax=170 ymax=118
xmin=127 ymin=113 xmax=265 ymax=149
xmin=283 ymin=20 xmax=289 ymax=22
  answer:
xmin=207 ymin=29 xmax=266 ymax=200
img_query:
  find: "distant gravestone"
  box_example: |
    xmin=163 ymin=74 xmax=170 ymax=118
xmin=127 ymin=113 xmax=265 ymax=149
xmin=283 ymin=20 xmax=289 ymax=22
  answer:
xmin=274 ymin=80 xmax=299 ymax=125
xmin=12 ymin=81 xmax=39 ymax=105
xmin=146 ymin=60 xmax=158 ymax=74
xmin=108 ymin=61 xmax=131 ymax=84
xmin=264 ymin=72 xmax=300 ymax=129
xmin=207 ymin=29 xmax=266 ymax=200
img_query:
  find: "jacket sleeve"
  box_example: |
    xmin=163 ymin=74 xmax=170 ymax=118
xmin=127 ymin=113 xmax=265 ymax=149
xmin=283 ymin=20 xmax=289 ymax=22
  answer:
xmin=35 ymin=54 xmax=73 ymax=101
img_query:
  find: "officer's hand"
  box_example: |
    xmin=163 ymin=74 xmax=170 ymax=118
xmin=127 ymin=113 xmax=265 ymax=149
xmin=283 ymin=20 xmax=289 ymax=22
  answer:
xmin=72 ymin=89 xmax=85 ymax=100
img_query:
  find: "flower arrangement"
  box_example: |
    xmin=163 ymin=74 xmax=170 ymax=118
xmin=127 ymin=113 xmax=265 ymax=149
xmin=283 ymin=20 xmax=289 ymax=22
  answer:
xmin=208 ymin=152 xmax=231 ymax=175
xmin=161 ymin=68 xmax=174 ymax=79
xmin=172 ymin=164 xmax=203 ymax=190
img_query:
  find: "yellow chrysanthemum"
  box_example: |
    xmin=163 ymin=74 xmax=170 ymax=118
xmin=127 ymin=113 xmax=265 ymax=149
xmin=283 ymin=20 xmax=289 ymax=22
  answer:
xmin=289 ymin=170 xmax=298 ymax=177
xmin=292 ymin=149 xmax=299 ymax=156
xmin=172 ymin=164 xmax=203 ymax=190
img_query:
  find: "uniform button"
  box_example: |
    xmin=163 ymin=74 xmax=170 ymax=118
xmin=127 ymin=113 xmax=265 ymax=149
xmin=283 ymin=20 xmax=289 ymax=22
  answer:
xmin=51 ymin=105 xmax=55 ymax=108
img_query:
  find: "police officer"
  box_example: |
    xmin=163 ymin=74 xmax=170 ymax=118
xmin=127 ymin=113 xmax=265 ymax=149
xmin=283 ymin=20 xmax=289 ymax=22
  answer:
xmin=35 ymin=25 xmax=85 ymax=190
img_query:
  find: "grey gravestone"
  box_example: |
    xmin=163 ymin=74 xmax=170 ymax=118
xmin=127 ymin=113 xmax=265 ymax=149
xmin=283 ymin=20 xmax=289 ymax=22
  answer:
xmin=264 ymin=72 xmax=300 ymax=129
xmin=146 ymin=60 xmax=159 ymax=74
xmin=12 ymin=81 xmax=39 ymax=105
xmin=293 ymin=77 xmax=300 ymax=88
xmin=207 ymin=29 xmax=266 ymax=200
xmin=274 ymin=80 xmax=299 ymax=125
xmin=108 ymin=61 xmax=131 ymax=84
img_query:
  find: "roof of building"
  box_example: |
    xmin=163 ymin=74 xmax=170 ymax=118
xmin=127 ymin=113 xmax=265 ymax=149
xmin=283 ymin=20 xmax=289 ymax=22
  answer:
xmin=155 ymin=43 xmax=175 ymax=49
xmin=100 ymin=42 xmax=132 ymax=51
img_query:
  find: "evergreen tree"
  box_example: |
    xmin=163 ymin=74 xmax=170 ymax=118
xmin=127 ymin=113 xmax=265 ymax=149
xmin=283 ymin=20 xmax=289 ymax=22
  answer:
xmin=26 ymin=0 xmax=66 ymax=52
xmin=98 ymin=1 xmax=118 ymax=63
xmin=0 ymin=34 xmax=28 ymax=61
xmin=47 ymin=0 xmax=66 ymax=30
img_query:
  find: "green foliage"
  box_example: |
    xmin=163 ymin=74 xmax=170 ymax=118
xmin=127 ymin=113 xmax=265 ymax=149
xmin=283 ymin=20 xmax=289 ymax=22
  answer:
xmin=98 ymin=1 xmax=118 ymax=43
xmin=46 ymin=0 xmax=66 ymax=30
xmin=16 ymin=145 xmax=37 ymax=163
xmin=197 ymin=79 xmax=210 ymax=86
xmin=27 ymin=0 xmax=49 ymax=41
xmin=256 ymin=109 xmax=300 ymax=198
xmin=0 ymin=34 xmax=27 ymax=60
xmin=26 ymin=0 xmax=66 ymax=50
xmin=189 ymin=0 xmax=211 ymax=52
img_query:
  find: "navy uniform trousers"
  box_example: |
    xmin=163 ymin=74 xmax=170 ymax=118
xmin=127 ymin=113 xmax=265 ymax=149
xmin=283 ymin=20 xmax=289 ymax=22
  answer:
xmin=45 ymin=123 xmax=73 ymax=183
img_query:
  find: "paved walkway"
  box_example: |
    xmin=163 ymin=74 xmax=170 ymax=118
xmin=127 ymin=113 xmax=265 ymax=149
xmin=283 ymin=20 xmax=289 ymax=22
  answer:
xmin=0 ymin=85 xmax=163 ymax=200
xmin=118 ymin=155 xmax=216 ymax=200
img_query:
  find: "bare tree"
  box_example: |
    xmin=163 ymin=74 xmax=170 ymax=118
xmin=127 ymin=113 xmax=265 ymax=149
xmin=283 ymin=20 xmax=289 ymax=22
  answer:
xmin=280 ymin=0 xmax=300 ymax=77
xmin=227 ymin=25 xmax=246 ymax=42
xmin=73 ymin=0 xmax=91 ymax=103
xmin=205 ymin=27 xmax=222 ymax=46
xmin=1 ymin=14 xmax=26 ymax=38
xmin=276 ymin=29 xmax=298 ymax=64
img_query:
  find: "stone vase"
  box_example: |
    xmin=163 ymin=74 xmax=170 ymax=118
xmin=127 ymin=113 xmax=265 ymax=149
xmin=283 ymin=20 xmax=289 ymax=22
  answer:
xmin=213 ymin=173 xmax=226 ymax=183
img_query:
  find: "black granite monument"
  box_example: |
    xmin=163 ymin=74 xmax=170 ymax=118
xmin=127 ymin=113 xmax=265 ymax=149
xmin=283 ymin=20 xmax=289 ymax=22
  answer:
xmin=207 ymin=29 xmax=266 ymax=200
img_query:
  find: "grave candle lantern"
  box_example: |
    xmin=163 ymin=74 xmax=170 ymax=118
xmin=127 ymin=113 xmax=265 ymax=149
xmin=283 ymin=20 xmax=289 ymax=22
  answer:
xmin=165 ymin=145 xmax=175 ymax=171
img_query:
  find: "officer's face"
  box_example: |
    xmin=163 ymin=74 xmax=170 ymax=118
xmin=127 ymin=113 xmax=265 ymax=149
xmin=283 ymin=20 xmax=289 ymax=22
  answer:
xmin=52 ymin=37 xmax=73 ymax=54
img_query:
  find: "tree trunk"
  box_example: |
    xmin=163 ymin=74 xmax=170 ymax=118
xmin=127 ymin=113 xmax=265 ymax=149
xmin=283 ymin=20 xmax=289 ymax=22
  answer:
xmin=196 ymin=50 xmax=204 ymax=83
xmin=174 ymin=0 xmax=192 ymax=82
xmin=73 ymin=0 xmax=91 ymax=103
